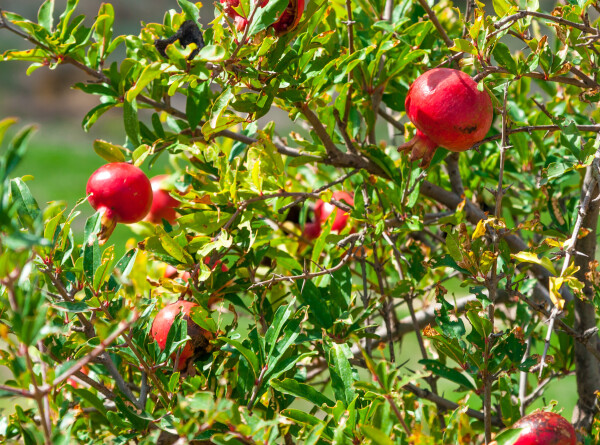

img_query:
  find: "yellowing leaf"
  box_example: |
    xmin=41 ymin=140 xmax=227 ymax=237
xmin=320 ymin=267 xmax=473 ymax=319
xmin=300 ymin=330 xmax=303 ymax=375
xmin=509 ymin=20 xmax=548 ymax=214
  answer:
xmin=472 ymin=219 xmax=487 ymax=239
xmin=549 ymin=276 xmax=565 ymax=310
xmin=512 ymin=251 xmax=558 ymax=276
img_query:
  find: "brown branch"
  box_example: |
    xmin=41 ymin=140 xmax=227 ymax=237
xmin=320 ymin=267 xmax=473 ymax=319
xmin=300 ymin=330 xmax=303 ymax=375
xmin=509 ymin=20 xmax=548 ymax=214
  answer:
xmin=494 ymin=10 xmax=598 ymax=34
xmin=473 ymin=66 xmax=592 ymax=88
xmin=403 ymin=383 xmax=505 ymax=427
xmin=415 ymin=0 xmax=454 ymax=48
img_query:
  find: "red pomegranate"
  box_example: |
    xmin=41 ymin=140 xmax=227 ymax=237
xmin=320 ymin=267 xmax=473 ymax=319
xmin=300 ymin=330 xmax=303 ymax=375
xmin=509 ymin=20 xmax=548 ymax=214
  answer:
xmin=146 ymin=175 xmax=179 ymax=225
xmin=511 ymin=411 xmax=576 ymax=445
xmin=303 ymin=221 xmax=322 ymax=240
xmin=314 ymin=191 xmax=354 ymax=233
xmin=86 ymin=162 xmax=153 ymax=243
xmin=204 ymin=257 xmax=228 ymax=272
xmin=399 ymin=68 xmax=493 ymax=167
xmin=164 ymin=265 xmax=191 ymax=281
xmin=150 ymin=301 xmax=213 ymax=371
xmin=220 ymin=0 xmax=304 ymax=35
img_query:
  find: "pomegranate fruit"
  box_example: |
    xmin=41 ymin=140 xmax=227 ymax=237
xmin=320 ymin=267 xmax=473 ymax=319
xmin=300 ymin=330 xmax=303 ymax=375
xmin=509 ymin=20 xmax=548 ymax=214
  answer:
xmin=303 ymin=221 xmax=321 ymax=240
xmin=510 ymin=411 xmax=576 ymax=445
xmin=150 ymin=300 xmax=213 ymax=371
xmin=204 ymin=256 xmax=228 ymax=272
xmin=146 ymin=175 xmax=179 ymax=225
xmin=86 ymin=162 xmax=152 ymax=243
xmin=314 ymin=191 xmax=354 ymax=233
xmin=220 ymin=0 xmax=304 ymax=35
xmin=399 ymin=68 xmax=493 ymax=167
xmin=164 ymin=265 xmax=191 ymax=281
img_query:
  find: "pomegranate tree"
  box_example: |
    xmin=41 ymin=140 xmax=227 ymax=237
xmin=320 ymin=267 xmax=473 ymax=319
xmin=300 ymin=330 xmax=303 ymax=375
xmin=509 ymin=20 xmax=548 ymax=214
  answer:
xmin=509 ymin=412 xmax=576 ymax=445
xmin=150 ymin=301 xmax=213 ymax=371
xmin=86 ymin=162 xmax=153 ymax=243
xmin=314 ymin=191 xmax=354 ymax=233
xmin=399 ymin=67 xmax=493 ymax=167
xmin=146 ymin=175 xmax=179 ymax=225
xmin=220 ymin=0 xmax=304 ymax=34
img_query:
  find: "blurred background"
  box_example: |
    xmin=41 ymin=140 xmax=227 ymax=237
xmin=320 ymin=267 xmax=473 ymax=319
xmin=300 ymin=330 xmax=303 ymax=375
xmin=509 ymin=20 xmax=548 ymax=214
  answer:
xmin=0 ymin=0 xmax=577 ymax=419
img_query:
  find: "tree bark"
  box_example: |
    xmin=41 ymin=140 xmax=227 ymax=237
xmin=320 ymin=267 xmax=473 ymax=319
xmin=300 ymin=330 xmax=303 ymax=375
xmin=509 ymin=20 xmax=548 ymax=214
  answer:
xmin=572 ymin=167 xmax=600 ymax=434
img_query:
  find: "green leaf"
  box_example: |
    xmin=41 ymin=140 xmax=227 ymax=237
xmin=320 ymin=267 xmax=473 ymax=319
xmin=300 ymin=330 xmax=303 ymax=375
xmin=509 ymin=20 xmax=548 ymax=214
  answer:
xmin=72 ymin=388 xmax=108 ymax=421
xmin=177 ymin=0 xmax=201 ymax=25
xmin=155 ymin=225 xmax=192 ymax=264
xmin=53 ymin=302 xmax=90 ymax=313
xmin=198 ymin=44 xmax=226 ymax=62
xmin=106 ymin=249 xmax=137 ymax=292
xmin=220 ymin=337 xmax=260 ymax=379
xmin=125 ymin=63 xmax=162 ymax=102
xmin=420 ymin=359 xmax=476 ymax=390
xmin=493 ymin=42 xmax=518 ymax=74
xmin=492 ymin=0 xmax=515 ymax=17
xmin=324 ymin=340 xmax=356 ymax=407
xmin=264 ymin=297 xmax=295 ymax=357
xmin=123 ymin=99 xmax=141 ymax=147
xmin=247 ymin=0 xmax=288 ymax=36
xmin=93 ymin=140 xmax=126 ymax=163
xmin=10 ymin=178 xmax=41 ymax=227
xmin=270 ymin=378 xmax=335 ymax=408
xmin=360 ymin=425 xmax=395 ymax=445
xmin=37 ymin=0 xmax=54 ymax=32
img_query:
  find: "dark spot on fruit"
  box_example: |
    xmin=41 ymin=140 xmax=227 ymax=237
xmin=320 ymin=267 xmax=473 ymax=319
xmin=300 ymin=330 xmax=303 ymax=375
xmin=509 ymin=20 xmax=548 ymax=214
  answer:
xmin=458 ymin=125 xmax=478 ymax=134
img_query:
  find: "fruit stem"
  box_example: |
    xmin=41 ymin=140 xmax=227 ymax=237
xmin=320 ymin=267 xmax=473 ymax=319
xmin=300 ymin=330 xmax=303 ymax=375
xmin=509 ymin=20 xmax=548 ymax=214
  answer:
xmin=398 ymin=129 xmax=439 ymax=168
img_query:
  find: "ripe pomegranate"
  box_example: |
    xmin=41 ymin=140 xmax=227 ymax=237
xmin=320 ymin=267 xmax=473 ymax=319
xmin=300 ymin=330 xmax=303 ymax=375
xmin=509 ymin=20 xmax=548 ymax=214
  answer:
xmin=510 ymin=411 xmax=576 ymax=445
xmin=86 ymin=162 xmax=152 ymax=243
xmin=399 ymin=68 xmax=493 ymax=167
xmin=146 ymin=175 xmax=179 ymax=225
xmin=150 ymin=301 xmax=213 ymax=371
xmin=314 ymin=191 xmax=354 ymax=233
xmin=303 ymin=221 xmax=321 ymax=240
xmin=220 ymin=0 xmax=304 ymax=35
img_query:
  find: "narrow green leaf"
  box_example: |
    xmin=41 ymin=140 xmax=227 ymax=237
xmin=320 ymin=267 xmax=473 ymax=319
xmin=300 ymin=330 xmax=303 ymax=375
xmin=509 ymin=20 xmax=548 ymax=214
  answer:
xmin=420 ymin=359 xmax=476 ymax=390
xmin=270 ymin=378 xmax=335 ymax=408
xmin=220 ymin=337 xmax=260 ymax=379
xmin=123 ymin=99 xmax=141 ymax=147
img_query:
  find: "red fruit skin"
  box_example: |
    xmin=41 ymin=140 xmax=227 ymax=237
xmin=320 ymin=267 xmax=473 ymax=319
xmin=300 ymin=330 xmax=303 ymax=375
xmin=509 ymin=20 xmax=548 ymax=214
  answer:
xmin=512 ymin=412 xmax=576 ymax=445
xmin=303 ymin=221 xmax=322 ymax=240
xmin=401 ymin=68 xmax=493 ymax=166
xmin=221 ymin=0 xmax=303 ymax=34
xmin=147 ymin=175 xmax=179 ymax=225
xmin=204 ymin=257 xmax=228 ymax=272
xmin=272 ymin=0 xmax=304 ymax=34
xmin=314 ymin=191 xmax=354 ymax=233
xmin=86 ymin=163 xmax=152 ymax=224
xmin=150 ymin=301 xmax=213 ymax=371
xmin=164 ymin=265 xmax=191 ymax=281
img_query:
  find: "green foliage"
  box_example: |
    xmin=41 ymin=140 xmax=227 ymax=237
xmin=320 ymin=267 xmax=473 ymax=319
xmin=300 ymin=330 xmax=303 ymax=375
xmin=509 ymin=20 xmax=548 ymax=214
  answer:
xmin=1 ymin=0 xmax=600 ymax=443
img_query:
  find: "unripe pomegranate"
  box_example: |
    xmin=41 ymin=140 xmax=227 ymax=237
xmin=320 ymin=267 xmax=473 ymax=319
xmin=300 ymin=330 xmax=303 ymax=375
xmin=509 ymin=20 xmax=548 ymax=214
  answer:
xmin=150 ymin=301 xmax=213 ymax=371
xmin=146 ymin=175 xmax=179 ymax=225
xmin=510 ymin=411 xmax=576 ymax=445
xmin=399 ymin=68 xmax=493 ymax=167
xmin=314 ymin=191 xmax=354 ymax=233
xmin=303 ymin=221 xmax=321 ymax=240
xmin=221 ymin=0 xmax=304 ymax=35
xmin=86 ymin=163 xmax=152 ymax=243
